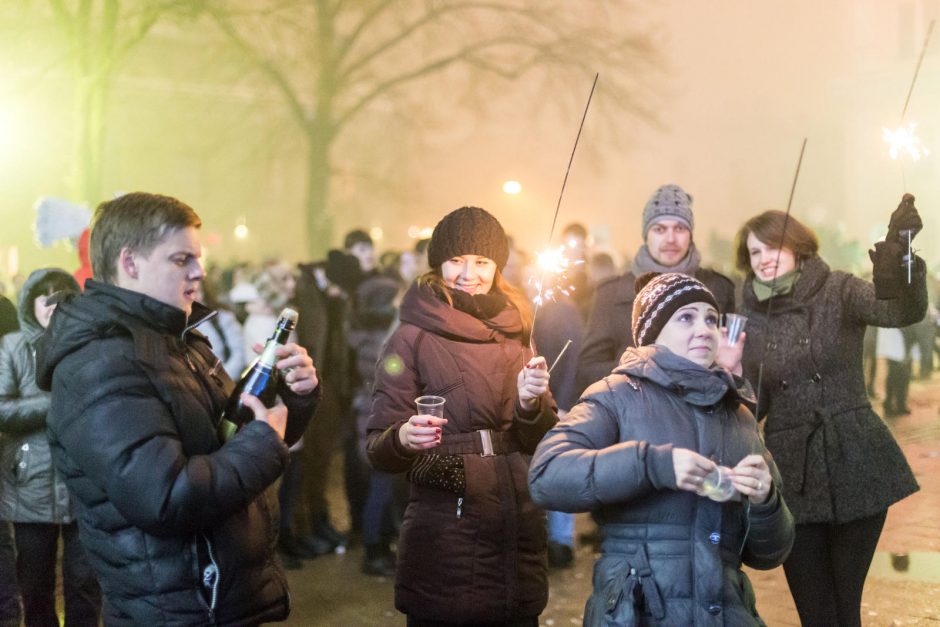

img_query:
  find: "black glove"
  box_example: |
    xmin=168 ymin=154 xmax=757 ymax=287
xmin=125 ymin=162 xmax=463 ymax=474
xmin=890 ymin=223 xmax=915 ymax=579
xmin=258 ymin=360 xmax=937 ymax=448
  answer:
xmin=886 ymin=193 xmax=922 ymax=243
xmin=869 ymin=240 xmax=905 ymax=299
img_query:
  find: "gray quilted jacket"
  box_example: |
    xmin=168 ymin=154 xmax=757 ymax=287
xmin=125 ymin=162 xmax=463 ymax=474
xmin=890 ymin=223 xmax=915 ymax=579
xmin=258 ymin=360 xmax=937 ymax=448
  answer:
xmin=530 ymin=346 xmax=794 ymax=626
xmin=0 ymin=268 xmax=77 ymax=523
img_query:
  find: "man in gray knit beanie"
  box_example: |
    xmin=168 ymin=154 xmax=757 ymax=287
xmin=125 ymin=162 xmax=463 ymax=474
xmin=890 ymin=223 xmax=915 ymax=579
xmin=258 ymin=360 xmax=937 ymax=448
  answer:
xmin=576 ymin=184 xmax=736 ymax=391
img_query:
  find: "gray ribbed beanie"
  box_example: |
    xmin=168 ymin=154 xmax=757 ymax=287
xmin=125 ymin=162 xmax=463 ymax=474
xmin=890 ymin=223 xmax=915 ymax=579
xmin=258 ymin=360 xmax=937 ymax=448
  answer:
xmin=642 ymin=184 xmax=694 ymax=237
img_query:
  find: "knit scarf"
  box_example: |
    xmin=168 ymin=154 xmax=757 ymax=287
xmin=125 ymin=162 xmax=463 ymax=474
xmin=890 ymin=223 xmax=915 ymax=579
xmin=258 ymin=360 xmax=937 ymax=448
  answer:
xmin=632 ymin=243 xmax=702 ymax=276
xmin=752 ymin=269 xmax=800 ymax=302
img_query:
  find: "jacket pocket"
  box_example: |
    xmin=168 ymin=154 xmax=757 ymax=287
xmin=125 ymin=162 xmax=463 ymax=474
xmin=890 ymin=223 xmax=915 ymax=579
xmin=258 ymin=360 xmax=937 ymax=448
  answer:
xmin=586 ymin=547 xmax=666 ymax=626
xmin=763 ymin=422 xmax=815 ymax=494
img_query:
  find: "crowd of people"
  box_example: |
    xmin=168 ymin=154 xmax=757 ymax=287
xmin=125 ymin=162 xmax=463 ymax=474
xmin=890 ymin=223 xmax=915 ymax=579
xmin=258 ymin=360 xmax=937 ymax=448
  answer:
xmin=0 ymin=185 xmax=935 ymax=626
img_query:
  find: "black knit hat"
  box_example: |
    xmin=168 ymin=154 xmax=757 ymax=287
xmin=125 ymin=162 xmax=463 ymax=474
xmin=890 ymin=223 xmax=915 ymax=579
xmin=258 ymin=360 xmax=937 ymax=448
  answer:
xmin=427 ymin=206 xmax=509 ymax=271
xmin=632 ymin=272 xmax=719 ymax=347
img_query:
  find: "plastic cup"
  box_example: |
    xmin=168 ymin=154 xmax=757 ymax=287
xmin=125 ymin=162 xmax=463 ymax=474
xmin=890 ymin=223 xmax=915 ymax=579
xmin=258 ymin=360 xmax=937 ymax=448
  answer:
xmin=724 ymin=313 xmax=748 ymax=347
xmin=699 ymin=466 xmax=736 ymax=502
xmin=415 ymin=395 xmax=446 ymax=418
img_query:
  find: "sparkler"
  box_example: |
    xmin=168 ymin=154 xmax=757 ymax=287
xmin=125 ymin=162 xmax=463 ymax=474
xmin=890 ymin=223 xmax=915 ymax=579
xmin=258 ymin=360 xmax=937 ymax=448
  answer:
xmin=530 ymin=245 xmax=583 ymax=307
xmin=529 ymin=73 xmax=598 ymax=354
xmin=881 ymin=19 xmax=933 ymax=283
xmin=548 ymin=340 xmax=573 ymax=375
xmin=882 ymin=124 xmax=929 ymax=162
xmin=882 ymin=20 xmax=934 ymax=167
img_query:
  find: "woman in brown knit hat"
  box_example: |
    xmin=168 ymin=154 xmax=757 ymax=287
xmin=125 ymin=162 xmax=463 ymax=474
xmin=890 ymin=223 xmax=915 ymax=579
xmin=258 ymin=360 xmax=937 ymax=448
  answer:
xmin=366 ymin=206 xmax=557 ymax=626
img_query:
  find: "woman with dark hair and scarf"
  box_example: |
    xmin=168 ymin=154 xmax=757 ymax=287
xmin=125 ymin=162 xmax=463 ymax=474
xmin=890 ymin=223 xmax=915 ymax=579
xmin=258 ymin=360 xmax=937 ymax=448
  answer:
xmin=367 ymin=206 xmax=557 ymax=626
xmin=732 ymin=198 xmax=926 ymax=626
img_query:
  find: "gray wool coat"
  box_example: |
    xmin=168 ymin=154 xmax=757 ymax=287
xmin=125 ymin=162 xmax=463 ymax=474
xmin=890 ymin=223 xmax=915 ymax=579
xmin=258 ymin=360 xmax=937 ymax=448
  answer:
xmin=530 ymin=346 xmax=794 ymax=626
xmin=740 ymin=255 xmax=926 ymax=524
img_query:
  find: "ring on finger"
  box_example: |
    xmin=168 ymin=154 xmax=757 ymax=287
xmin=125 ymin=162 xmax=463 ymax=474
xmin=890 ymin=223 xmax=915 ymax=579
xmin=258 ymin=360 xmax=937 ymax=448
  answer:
xmin=757 ymin=480 xmax=763 ymax=491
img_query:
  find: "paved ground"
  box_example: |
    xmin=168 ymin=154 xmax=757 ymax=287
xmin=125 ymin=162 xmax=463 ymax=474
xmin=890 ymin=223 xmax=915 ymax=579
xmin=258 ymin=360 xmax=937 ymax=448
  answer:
xmin=286 ymin=373 xmax=940 ymax=626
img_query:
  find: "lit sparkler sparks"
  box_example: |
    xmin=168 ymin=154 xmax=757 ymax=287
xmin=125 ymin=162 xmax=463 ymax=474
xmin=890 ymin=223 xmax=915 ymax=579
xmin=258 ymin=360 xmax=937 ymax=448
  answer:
xmin=882 ymin=123 xmax=929 ymax=161
xmin=530 ymin=245 xmax=582 ymax=306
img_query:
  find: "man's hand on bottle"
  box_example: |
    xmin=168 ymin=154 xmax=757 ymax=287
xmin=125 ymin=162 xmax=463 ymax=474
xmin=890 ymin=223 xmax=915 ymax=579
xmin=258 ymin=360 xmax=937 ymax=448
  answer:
xmin=241 ymin=393 xmax=287 ymax=440
xmin=251 ymin=341 xmax=319 ymax=395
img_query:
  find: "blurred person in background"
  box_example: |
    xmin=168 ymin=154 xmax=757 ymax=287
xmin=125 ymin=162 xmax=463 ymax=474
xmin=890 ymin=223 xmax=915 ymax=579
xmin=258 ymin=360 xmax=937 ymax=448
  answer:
xmin=348 ymin=273 xmax=401 ymax=576
xmin=878 ymin=325 xmax=915 ymax=417
xmin=194 ymin=280 xmax=246 ymax=380
xmin=367 ymin=206 xmax=557 ymax=626
xmin=911 ymin=309 xmax=936 ymax=379
xmin=578 ymin=184 xmax=735 ymax=393
xmin=244 ymin=262 xmax=313 ymax=569
xmin=0 ymin=289 xmax=17 ymax=627
xmin=1 ymin=268 xmax=101 ymax=626
xmin=560 ymin=222 xmax=593 ymax=319
xmin=732 ymin=200 xmax=925 ymax=626
xmin=531 ymin=282 xmax=584 ymax=569
xmin=0 ymin=293 xmax=16 ymax=339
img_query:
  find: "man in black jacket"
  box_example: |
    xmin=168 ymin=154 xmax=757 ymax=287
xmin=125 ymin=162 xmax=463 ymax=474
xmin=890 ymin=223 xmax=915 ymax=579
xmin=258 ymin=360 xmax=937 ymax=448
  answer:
xmin=36 ymin=192 xmax=320 ymax=626
xmin=576 ymin=184 xmax=736 ymax=392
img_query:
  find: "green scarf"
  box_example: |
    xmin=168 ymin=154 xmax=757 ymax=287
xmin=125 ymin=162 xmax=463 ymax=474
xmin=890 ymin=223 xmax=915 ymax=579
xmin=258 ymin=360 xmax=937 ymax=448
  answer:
xmin=752 ymin=269 xmax=800 ymax=302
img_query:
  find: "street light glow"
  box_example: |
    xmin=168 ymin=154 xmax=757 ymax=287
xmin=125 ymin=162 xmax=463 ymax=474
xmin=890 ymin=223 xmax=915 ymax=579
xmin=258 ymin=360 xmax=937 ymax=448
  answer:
xmin=502 ymin=180 xmax=522 ymax=195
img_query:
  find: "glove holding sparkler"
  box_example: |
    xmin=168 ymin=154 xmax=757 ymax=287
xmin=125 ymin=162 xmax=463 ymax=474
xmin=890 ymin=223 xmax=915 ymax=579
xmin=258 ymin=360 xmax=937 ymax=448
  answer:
xmin=870 ymin=193 xmax=924 ymax=299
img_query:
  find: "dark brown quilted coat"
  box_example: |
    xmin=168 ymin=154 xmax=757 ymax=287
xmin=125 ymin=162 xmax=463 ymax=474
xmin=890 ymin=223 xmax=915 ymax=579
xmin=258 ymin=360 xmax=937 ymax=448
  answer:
xmin=366 ymin=283 xmax=557 ymax=624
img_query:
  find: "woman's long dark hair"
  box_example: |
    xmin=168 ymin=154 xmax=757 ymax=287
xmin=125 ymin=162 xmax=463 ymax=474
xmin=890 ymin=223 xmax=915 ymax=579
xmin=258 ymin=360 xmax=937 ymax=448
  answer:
xmin=417 ymin=268 xmax=533 ymax=344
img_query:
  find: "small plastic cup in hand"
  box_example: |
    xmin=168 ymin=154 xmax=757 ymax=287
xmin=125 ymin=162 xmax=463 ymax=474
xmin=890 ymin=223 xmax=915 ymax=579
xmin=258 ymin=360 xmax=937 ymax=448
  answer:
xmin=699 ymin=466 xmax=736 ymax=502
xmin=723 ymin=313 xmax=748 ymax=347
xmin=415 ymin=395 xmax=446 ymax=418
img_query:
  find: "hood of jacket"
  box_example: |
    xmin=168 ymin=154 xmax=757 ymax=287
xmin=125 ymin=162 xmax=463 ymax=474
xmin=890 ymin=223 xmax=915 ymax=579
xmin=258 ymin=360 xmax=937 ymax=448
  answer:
xmin=398 ymin=281 xmax=523 ymax=342
xmin=16 ymin=267 xmax=79 ymax=342
xmin=614 ymin=344 xmax=740 ymax=407
xmin=36 ymin=279 xmax=214 ymax=390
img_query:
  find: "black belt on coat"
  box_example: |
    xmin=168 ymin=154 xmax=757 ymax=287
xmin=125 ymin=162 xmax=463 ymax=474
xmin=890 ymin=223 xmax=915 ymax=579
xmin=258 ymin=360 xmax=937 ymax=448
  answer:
xmin=432 ymin=429 xmax=520 ymax=457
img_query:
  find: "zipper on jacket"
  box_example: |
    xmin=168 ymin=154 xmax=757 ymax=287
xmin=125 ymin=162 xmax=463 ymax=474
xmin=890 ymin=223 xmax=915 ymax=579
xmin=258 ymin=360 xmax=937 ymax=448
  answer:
xmin=456 ymin=496 xmax=463 ymax=518
xmin=202 ymin=534 xmax=220 ymax=625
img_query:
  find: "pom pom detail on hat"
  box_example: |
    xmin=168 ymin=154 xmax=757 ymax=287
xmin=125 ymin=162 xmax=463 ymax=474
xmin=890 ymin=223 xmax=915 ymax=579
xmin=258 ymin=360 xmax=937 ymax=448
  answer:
xmin=427 ymin=206 xmax=510 ymax=271
xmin=642 ymin=184 xmax=694 ymax=237
xmin=632 ymin=272 xmax=719 ymax=347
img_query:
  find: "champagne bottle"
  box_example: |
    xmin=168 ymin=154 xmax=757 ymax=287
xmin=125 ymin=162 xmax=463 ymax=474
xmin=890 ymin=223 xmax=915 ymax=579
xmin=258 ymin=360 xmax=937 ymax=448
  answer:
xmin=217 ymin=308 xmax=299 ymax=441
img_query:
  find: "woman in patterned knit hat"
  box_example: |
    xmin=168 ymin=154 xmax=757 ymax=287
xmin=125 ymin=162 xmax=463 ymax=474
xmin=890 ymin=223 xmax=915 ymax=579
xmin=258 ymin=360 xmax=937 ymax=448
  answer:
xmin=529 ymin=272 xmax=794 ymax=626
xmin=367 ymin=206 xmax=558 ymax=626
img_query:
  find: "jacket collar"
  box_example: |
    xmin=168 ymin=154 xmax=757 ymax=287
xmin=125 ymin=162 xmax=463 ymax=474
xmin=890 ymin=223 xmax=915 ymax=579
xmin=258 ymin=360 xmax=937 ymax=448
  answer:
xmin=398 ymin=282 xmax=523 ymax=342
xmin=614 ymin=344 xmax=737 ymax=407
xmin=742 ymin=255 xmax=830 ymax=312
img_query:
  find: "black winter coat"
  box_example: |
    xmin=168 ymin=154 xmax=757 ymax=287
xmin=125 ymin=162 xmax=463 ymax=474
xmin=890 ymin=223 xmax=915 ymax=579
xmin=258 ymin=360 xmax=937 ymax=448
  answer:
xmin=529 ymin=346 xmax=794 ymax=626
xmin=36 ymin=281 xmax=318 ymax=626
xmin=740 ymin=255 xmax=924 ymax=524
xmin=366 ymin=282 xmax=557 ymax=624
xmin=577 ymin=268 xmax=735 ymax=392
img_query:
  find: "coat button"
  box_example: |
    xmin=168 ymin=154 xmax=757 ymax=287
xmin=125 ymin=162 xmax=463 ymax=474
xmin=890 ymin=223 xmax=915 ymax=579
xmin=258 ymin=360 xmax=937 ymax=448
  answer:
xmin=708 ymin=604 xmax=722 ymax=615
xmin=780 ymin=380 xmax=789 ymax=390
xmin=812 ymin=373 xmax=822 ymax=383
xmin=18 ymin=462 xmax=26 ymax=469
xmin=709 ymin=532 xmax=721 ymax=545
xmin=21 ymin=444 xmax=28 ymax=451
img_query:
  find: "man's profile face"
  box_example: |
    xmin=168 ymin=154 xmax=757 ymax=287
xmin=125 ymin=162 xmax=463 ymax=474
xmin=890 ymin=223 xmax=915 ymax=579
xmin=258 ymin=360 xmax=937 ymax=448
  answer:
xmin=128 ymin=226 xmax=204 ymax=315
xmin=645 ymin=219 xmax=691 ymax=267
